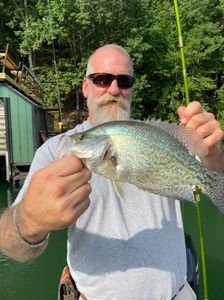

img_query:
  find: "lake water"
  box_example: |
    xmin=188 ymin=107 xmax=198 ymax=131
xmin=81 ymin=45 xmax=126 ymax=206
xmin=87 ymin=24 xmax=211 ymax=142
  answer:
xmin=182 ymin=197 xmax=224 ymax=299
xmin=0 ymin=181 xmax=224 ymax=299
xmin=0 ymin=181 xmax=67 ymax=300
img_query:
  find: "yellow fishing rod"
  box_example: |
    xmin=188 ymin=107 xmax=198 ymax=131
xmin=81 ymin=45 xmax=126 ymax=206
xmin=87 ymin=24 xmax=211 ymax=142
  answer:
xmin=173 ymin=0 xmax=209 ymax=299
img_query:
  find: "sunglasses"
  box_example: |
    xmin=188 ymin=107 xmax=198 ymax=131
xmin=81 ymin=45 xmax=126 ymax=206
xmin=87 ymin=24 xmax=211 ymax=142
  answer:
xmin=87 ymin=73 xmax=134 ymax=89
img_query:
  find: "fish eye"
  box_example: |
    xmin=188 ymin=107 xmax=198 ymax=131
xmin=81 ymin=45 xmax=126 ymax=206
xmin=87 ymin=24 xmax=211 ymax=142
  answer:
xmin=78 ymin=133 xmax=85 ymax=140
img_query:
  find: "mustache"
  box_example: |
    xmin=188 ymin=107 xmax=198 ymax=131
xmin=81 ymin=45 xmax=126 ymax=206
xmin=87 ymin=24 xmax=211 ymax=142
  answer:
xmin=97 ymin=95 xmax=129 ymax=110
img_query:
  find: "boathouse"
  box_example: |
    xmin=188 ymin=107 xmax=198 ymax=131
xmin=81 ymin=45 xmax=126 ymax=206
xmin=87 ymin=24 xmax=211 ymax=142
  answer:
xmin=0 ymin=44 xmax=54 ymax=181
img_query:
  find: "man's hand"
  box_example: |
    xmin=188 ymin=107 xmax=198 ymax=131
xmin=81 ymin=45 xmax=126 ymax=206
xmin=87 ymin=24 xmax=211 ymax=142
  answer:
xmin=178 ymin=101 xmax=224 ymax=171
xmin=18 ymin=156 xmax=91 ymax=243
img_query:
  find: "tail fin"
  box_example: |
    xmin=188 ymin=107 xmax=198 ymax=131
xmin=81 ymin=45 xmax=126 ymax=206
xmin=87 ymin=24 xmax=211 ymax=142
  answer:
xmin=204 ymin=171 xmax=224 ymax=214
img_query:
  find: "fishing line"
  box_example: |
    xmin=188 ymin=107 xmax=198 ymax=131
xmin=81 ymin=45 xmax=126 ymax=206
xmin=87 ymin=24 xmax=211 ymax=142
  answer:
xmin=173 ymin=0 xmax=209 ymax=299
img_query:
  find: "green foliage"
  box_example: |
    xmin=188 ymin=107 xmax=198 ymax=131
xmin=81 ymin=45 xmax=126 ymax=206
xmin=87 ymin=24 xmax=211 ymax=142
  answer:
xmin=216 ymin=84 xmax=224 ymax=129
xmin=1 ymin=0 xmax=224 ymax=129
xmin=37 ymin=57 xmax=86 ymax=107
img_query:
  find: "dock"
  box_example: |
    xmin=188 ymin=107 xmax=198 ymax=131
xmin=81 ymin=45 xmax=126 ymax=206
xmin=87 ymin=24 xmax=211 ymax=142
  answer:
xmin=0 ymin=44 xmax=58 ymax=181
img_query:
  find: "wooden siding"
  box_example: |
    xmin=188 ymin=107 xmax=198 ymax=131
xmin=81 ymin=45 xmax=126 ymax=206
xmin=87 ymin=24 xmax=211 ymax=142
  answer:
xmin=0 ymin=83 xmax=35 ymax=165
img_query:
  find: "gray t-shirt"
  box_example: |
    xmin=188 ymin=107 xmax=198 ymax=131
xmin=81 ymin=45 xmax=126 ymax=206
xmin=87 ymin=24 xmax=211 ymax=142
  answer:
xmin=14 ymin=119 xmax=187 ymax=300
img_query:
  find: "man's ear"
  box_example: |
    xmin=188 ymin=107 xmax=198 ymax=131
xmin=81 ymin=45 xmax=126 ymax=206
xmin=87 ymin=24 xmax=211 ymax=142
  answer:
xmin=82 ymin=77 xmax=89 ymax=98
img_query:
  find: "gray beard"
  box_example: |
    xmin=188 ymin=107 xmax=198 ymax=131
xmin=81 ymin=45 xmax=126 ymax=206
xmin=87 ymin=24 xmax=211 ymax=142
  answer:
xmin=87 ymin=95 xmax=131 ymax=126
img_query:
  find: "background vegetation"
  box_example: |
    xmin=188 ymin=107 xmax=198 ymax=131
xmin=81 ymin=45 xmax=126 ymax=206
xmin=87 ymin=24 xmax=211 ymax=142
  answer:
xmin=1 ymin=0 xmax=224 ymax=128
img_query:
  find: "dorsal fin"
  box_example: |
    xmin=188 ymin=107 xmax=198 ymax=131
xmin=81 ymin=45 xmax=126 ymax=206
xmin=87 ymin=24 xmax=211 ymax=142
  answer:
xmin=145 ymin=119 xmax=208 ymax=157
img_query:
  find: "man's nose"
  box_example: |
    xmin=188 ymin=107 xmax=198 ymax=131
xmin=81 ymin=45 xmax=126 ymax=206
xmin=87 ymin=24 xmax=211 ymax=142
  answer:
xmin=107 ymin=79 xmax=120 ymax=96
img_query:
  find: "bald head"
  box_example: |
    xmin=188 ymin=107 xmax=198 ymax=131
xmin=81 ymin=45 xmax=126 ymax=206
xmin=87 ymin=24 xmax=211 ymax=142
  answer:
xmin=86 ymin=44 xmax=133 ymax=76
xmin=82 ymin=44 xmax=133 ymax=126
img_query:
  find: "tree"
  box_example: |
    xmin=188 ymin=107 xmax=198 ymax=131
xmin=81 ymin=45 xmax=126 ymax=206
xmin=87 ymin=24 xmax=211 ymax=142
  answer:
xmin=1 ymin=0 xmax=224 ymax=128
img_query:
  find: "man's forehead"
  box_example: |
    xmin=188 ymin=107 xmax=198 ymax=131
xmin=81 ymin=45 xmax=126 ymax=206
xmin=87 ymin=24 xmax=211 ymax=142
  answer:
xmin=91 ymin=50 xmax=131 ymax=73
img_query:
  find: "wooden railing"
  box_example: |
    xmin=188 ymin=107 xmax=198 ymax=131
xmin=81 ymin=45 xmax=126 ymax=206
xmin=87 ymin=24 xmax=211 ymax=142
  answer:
xmin=0 ymin=44 xmax=43 ymax=102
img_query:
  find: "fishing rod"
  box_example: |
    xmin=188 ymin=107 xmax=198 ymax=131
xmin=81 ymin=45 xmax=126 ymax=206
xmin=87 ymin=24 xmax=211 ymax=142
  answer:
xmin=173 ymin=1 xmax=209 ymax=299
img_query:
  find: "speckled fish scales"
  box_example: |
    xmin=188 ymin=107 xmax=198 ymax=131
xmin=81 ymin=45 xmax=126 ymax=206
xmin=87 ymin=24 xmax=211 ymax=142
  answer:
xmin=70 ymin=120 xmax=224 ymax=213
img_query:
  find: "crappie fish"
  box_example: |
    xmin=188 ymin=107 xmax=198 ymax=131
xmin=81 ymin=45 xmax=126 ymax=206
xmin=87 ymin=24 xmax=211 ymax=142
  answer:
xmin=70 ymin=120 xmax=224 ymax=213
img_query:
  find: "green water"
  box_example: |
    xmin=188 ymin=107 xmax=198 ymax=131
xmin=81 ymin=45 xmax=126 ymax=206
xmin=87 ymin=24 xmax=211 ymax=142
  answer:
xmin=0 ymin=181 xmax=67 ymax=300
xmin=182 ymin=198 xmax=224 ymax=299
xmin=1 ymin=181 xmax=224 ymax=299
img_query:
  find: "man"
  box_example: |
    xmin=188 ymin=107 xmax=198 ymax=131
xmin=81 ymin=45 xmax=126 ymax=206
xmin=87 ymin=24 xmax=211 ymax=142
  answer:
xmin=0 ymin=44 xmax=223 ymax=300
